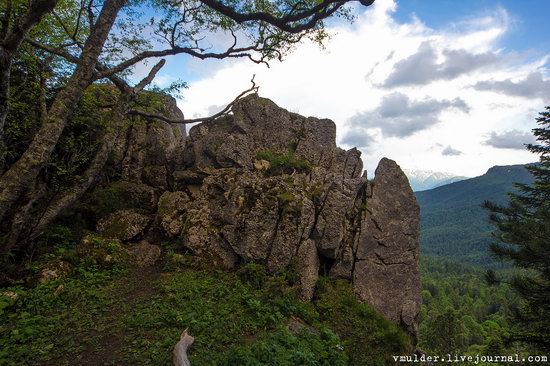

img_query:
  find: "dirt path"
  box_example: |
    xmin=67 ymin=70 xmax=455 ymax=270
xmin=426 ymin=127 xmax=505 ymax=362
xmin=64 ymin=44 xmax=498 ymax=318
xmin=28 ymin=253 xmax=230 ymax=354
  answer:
xmin=42 ymin=262 xmax=164 ymax=366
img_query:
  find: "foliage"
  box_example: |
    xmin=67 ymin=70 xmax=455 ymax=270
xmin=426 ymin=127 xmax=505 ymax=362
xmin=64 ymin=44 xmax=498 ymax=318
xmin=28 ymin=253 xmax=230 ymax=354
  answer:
xmin=0 ymin=266 xmax=125 ymax=365
xmin=224 ymin=326 xmax=347 ymax=366
xmin=484 ymin=106 xmax=550 ymax=352
xmin=315 ymin=278 xmax=411 ymax=365
xmin=424 ymin=307 xmax=466 ymax=354
xmin=419 ymin=256 xmax=523 ymax=358
xmin=0 ymin=247 xmax=409 ymax=365
xmin=3 ymin=59 xmax=110 ymax=181
xmin=416 ymin=164 xmax=534 ymax=266
xmin=256 ymin=149 xmax=312 ymax=175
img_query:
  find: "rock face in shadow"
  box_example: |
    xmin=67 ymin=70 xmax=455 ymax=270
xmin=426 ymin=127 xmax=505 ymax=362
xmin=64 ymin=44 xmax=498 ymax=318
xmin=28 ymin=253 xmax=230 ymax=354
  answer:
xmin=112 ymin=94 xmax=186 ymax=190
xmin=151 ymin=94 xmax=421 ymax=340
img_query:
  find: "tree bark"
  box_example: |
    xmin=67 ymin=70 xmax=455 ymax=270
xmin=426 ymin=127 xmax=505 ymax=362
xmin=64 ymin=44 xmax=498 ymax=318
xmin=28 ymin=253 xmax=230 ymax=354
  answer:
xmin=1 ymin=181 xmax=46 ymax=257
xmin=0 ymin=0 xmax=127 ymax=223
xmin=28 ymin=97 xmax=128 ymax=240
xmin=25 ymin=59 xmax=165 ymax=241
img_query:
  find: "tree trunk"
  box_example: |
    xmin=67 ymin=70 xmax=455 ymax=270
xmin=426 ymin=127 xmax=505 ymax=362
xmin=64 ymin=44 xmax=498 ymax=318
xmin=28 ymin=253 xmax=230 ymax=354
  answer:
xmin=27 ymin=96 xmax=130 ymax=240
xmin=0 ymin=0 xmax=60 ymax=171
xmin=1 ymin=181 xmax=46 ymax=258
xmin=0 ymin=0 xmax=127 ymax=223
xmin=0 ymin=49 xmax=8 ymax=172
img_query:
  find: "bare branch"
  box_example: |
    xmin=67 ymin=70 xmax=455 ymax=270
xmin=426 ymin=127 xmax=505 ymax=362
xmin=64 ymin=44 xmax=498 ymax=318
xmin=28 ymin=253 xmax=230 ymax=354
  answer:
xmin=26 ymin=39 xmax=132 ymax=93
xmin=173 ymin=329 xmax=194 ymax=366
xmin=86 ymin=0 xmax=95 ymax=28
xmin=95 ymin=43 xmax=268 ymax=79
xmin=128 ymin=75 xmax=259 ymax=124
xmin=133 ymin=59 xmax=166 ymax=93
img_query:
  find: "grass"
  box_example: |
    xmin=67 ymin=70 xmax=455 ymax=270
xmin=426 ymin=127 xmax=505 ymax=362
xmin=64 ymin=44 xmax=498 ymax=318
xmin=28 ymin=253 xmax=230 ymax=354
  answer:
xmin=256 ymin=150 xmax=312 ymax=175
xmin=0 ymin=249 xmax=411 ymax=366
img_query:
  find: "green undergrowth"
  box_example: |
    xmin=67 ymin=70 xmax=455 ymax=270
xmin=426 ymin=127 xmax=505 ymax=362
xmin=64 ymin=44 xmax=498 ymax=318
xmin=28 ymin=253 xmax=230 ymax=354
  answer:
xmin=0 ymin=250 xmax=410 ymax=365
xmin=256 ymin=149 xmax=312 ymax=175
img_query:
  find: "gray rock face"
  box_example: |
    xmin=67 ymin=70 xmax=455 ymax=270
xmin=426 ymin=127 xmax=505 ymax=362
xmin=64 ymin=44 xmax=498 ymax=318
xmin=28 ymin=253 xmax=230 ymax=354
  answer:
xmin=117 ymin=94 xmax=420 ymax=340
xmin=353 ymin=158 xmax=421 ymax=340
xmin=112 ymin=94 xmax=185 ymax=189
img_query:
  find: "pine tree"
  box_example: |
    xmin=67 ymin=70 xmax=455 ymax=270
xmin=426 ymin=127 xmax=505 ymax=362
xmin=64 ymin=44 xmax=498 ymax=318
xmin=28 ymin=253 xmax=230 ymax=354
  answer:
xmin=484 ymin=106 xmax=550 ymax=352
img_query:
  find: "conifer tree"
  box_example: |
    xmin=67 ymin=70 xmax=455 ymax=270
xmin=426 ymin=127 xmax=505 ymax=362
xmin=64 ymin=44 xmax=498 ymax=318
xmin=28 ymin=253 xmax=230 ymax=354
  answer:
xmin=484 ymin=106 xmax=550 ymax=352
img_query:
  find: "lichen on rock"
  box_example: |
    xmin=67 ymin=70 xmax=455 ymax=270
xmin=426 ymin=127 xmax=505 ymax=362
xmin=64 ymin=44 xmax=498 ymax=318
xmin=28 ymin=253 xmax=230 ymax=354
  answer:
xmin=97 ymin=209 xmax=152 ymax=242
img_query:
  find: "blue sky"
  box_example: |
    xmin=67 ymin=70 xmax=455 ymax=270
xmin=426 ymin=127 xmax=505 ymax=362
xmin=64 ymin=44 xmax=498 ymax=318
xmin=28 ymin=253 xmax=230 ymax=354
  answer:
xmin=141 ymin=0 xmax=550 ymax=177
xmin=393 ymin=0 xmax=550 ymax=54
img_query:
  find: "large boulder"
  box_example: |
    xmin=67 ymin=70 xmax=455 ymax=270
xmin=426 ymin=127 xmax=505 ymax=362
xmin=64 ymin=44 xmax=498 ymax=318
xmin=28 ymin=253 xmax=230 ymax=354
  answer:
xmin=127 ymin=241 xmax=162 ymax=268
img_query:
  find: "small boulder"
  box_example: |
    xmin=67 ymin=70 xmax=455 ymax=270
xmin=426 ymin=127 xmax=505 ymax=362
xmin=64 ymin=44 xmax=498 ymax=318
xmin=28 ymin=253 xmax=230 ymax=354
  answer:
xmin=253 ymin=159 xmax=270 ymax=171
xmin=1 ymin=290 xmax=19 ymax=302
xmin=53 ymin=284 xmax=65 ymax=296
xmin=97 ymin=209 xmax=152 ymax=242
xmin=157 ymin=191 xmax=191 ymax=237
xmin=38 ymin=260 xmax=72 ymax=284
xmin=287 ymin=316 xmax=319 ymax=335
xmin=127 ymin=241 xmax=161 ymax=268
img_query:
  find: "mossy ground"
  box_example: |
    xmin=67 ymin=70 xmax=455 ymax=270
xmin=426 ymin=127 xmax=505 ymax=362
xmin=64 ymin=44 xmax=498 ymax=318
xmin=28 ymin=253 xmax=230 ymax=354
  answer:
xmin=0 ymin=245 xmax=411 ymax=366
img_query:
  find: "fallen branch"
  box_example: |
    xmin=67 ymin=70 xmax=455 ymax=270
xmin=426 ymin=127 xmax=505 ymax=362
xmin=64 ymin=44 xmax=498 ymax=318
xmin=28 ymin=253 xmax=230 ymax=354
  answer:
xmin=173 ymin=329 xmax=194 ymax=366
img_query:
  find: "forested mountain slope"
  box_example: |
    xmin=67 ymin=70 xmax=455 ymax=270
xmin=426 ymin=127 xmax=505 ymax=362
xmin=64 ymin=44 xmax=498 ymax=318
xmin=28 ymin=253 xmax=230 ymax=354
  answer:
xmin=416 ymin=164 xmax=534 ymax=265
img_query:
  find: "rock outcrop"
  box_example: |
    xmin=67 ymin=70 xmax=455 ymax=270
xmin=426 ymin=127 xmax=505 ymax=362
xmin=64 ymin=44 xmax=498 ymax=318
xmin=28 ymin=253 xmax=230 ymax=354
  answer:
xmin=148 ymin=94 xmax=420 ymax=339
xmin=97 ymin=209 xmax=152 ymax=242
xmin=353 ymin=158 xmax=421 ymax=340
xmin=112 ymin=94 xmax=186 ymax=190
xmin=92 ymin=94 xmax=421 ymax=340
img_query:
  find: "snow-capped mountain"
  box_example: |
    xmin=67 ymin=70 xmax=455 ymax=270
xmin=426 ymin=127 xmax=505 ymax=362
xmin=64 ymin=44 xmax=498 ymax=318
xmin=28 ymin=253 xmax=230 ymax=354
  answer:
xmin=403 ymin=169 xmax=468 ymax=192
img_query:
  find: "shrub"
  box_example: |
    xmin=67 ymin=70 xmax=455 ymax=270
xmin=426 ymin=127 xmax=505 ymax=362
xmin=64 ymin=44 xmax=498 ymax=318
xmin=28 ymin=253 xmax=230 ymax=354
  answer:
xmin=256 ymin=150 xmax=312 ymax=175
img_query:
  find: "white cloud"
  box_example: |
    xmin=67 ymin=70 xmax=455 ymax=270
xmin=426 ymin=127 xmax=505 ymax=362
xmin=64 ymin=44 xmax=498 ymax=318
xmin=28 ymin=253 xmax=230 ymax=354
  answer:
xmin=474 ymin=71 xmax=550 ymax=99
xmin=381 ymin=42 xmax=501 ymax=87
xmin=176 ymin=0 xmax=546 ymax=177
xmin=344 ymin=92 xmax=469 ymax=139
xmin=483 ymin=129 xmax=536 ymax=149
xmin=442 ymin=145 xmax=463 ymax=156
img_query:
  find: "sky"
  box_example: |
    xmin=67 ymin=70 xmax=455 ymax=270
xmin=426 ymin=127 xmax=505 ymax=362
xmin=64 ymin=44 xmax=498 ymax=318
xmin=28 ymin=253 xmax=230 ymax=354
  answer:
xmin=146 ymin=0 xmax=550 ymax=178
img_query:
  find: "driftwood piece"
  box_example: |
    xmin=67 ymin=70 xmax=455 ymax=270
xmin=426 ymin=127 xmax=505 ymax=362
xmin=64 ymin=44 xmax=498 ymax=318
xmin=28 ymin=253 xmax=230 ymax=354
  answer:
xmin=173 ymin=329 xmax=194 ymax=366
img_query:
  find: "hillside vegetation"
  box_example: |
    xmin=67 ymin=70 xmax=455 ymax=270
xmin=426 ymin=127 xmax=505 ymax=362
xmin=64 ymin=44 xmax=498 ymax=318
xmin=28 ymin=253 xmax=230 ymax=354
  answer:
xmin=416 ymin=165 xmax=538 ymax=359
xmin=416 ymin=165 xmax=534 ymax=266
xmin=0 ymin=235 xmax=411 ymax=366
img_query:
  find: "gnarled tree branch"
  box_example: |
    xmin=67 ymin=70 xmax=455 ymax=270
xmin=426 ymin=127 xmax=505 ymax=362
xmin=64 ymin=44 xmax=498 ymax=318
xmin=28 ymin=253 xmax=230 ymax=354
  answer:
xmin=128 ymin=75 xmax=258 ymax=124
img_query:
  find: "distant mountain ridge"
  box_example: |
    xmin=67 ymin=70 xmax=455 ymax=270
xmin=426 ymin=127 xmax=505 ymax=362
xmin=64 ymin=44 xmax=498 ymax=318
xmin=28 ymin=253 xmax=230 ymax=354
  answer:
xmin=404 ymin=169 xmax=468 ymax=192
xmin=415 ymin=164 xmax=535 ymax=266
